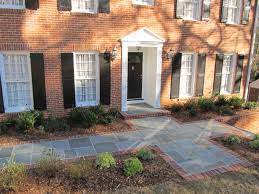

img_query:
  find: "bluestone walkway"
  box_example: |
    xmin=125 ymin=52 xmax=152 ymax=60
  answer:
xmin=0 ymin=116 xmax=253 ymax=178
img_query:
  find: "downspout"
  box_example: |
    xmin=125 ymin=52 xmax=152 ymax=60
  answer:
xmin=245 ymin=0 xmax=259 ymax=101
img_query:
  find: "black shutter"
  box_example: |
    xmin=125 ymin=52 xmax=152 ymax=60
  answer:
xmin=171 ymin=53 xmax=182 ymax=98
xmin=25 ymin=0 xmax=39 ymax=10
xmin=233 ymin=55 xmax=244 ymax=93
xmin=58 ymin=0 xmax=71 ymax=11
xmin=195 ymin=54 xmax=206 ymax=96
xmin=30 ymin=53 xmax=47 ymax=111
xmin=242 ymin=0 xmax=251 ymax=24
xmin=99 ymin=53 xmax=111 ymax=105
xmin=99 ymin=0 xmax=110 ymax=13
xmin=221 ymin=0 xmax=228 ymax=22
xmin=202 ymin=0 xmax=211 ymax=20
xmin=0 ymin=78 xmax=4 ymax=113
xmin=213 ymin=54 xmax=224 ymax=95
xmin=61 ymin=53 xmax=75 ymax=108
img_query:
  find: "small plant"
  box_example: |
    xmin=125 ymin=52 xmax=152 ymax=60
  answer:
xmin=123 ymin=157 xmax=143 ymax=177
xmin=224 ymin=135 xmax=241 ymax=145
xmin=215 ymin=95 xmax=228 ymax=107
xmin=228 ymin=96 xmax=243 ymax=109
xmin=249 ymin=140 xmax=259 ymax=149
xmin=218 ymin=106 xmax=234 ymax=116
xmin=16 ymin=110 xmax=43 ymax=131
xmin=171 ymin=103 xmax=183 ymax=113
xmin=253 ymin=134 xmax=259 ymax=140
xmin=0 ymin=160 xmax=27 ymax=191
xmin=96 ymin=152 xmax=116 ymax=169
xmin=67 ymin=160 xmax=92 ymax=181
xmin=137 ymin=149 xmax=154 ymax=161
xmin=43 ymin=114 xmax=70 ymax=132
xmin=0 ymin=118 xmax=16 ymax=135
xmin=187 ymin=106 xmax=198 ymax=117
xmin=89 ymin=105 xmax=106 ymax=115
xmin=243 ymin=102 xmax=259 ymax=109
xmin=34 ymin=149 xmax=64 ymax=178
xmin=198 ymin=97 xmax=215 ymax=112
xmin=69 ymin=107 xmax=97 ymax=128
xmin=184 ymin=99 xmax=198 ymax=111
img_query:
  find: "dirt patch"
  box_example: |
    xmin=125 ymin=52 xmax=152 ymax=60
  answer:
xmin=3 ymin=149 xmax=184 ymax=193
xmin=0 ymin=119 xmax=133 ymax=146
xmin=213 ymin=136 xmax=259 ymax=164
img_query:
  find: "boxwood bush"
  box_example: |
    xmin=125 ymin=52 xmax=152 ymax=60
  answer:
xmin=249 ymin=140 xmax=259 ymax=149
xmin=198 ymin=97 xmax=215 ymax=112
xmin=136 ymin=149 xmax=154 ymax=161
xmin=228 ymin=96 xmax=243 ymax=109
xmin=224 ymin=135 xmax=241 ymax=145
xmin=16 ymin=110 xmax=43 ymax=131
xmin=96 ymin=152 xmax=116 ymax=169
xmin=123 ymin=157 xmax=143 ymax=177
xmin=214 ymin=95 xmax=229 ymax=107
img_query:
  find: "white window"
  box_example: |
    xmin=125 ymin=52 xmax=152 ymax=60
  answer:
xmin=0 ymin=0 xmax=25 ymax=9
xmin=178 ymin=0 xmax=201 ymax=20
xmin=132 ymin=0 xmax=154 ymax=6
xmin=71 ymin=0 xmax=98 ymax=13
xmin=220 ymin=54 xmax=236 ymax=94
xmin=223 ymin=0 xmax=242 ymax=24
xmin=179 ymin=53 xmax=197 ymax=97
xmin=0 ymin=53 xmax=33 ymax=113
xmin=74 ymin=52 xmax=100 ymax=107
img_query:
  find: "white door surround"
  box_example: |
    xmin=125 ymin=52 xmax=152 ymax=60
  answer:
xmin=121 ymin=28 xmax=165 ymax=111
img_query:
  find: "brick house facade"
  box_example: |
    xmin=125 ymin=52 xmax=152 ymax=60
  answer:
xmin=0 ymin=0 xmax=256 ymax=118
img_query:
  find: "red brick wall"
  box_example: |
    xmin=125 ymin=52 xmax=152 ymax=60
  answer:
xmin=0 ymin=0 xmax=256 ymax=117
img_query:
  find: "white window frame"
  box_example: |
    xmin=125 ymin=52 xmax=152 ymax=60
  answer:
xmin=225 ymin=0 xmax=242 ymax=24
xmin=0 ymin=0 xmax=25 ymax=9
xmin=132 ymin=0 xmax=154 ymax=6
xmin=179 ymin=53 xmax=198 ymax=98
xmin=181 ymin=0 xmax=202 ymax=20
xmin=0 ymin=51 xmax=34 ymax=113
xmin=73 ymin=52 xmax=100 ymax=107
xmin=220 ymin=54 xmax=237 ymax=94
xmin=71 ymin=0 xmax=98 ymax=13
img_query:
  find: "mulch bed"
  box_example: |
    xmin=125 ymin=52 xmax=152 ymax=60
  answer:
xmin=0 ymin=119 xmax=133 ymax=147
xmin=5 ymin=149 xmax=184 ymax=193
xmin=213 ymin=136 xmax=259 ymax=164
xmin=170 ymin=109 xmax=259 ymax=123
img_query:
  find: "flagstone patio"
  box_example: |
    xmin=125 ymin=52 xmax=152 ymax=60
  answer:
xmin=0 ymin=116 xmax=254 ymax=180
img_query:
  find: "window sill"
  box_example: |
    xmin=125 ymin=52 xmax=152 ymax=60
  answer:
xmin=71 ymin=10 xmax=98 ymax=14
xmin=132 ymin=3 xmax=154 ymax=6
xmin=0 ymin=6 xmax=25 ymax=10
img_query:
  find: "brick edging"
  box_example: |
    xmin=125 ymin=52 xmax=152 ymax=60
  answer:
xmin=153 ymin=139 xmax=254 ymax=181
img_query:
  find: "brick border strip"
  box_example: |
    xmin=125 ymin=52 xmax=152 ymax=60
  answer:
xmin=152 ymin=142 xmax=253 ymax=181
xmin=121 ymin=111 xmax=170 ymax=120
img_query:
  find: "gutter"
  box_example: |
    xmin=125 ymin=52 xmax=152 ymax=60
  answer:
xmin=245 ymin=0 xmax=259 ymax=101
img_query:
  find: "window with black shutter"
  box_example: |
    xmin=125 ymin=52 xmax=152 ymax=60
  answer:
xmin=99 ymin=0 xmax=110 ymax=13
xmin=195 ymin=54 xmax=206 ymax=96
xmin=25 ymin=0 xmax=39 ymax=10
xmin=242 ymin=0 xmax=251 ymax=24
xmin=171 ymin=53 xmax=182 ymax=98
xmin=58 ymin=0 xmax=71 ymax=11
xmin=202 ymin=0 xmax=211 ymax=20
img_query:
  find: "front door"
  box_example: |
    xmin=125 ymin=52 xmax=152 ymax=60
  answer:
xmin=128 ymin=52 xmax=143 ymax=100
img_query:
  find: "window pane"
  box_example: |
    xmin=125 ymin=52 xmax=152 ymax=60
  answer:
xmin=72 ymin=0 xmax=97 ymax=12
xmin=2 ymin=54 xmax=33 ymax=111
xmin=221 ymin=55 xmax=233 ymax=93
xmin=75 ymin=53 xmax=97 ymax=106
xmin=0 ymin=0 xmax=24 ymax=8
xmin=183 ymin=0 xmax=198 ymax=19
xmin=180 ymin=54 xmax=194 ymax=97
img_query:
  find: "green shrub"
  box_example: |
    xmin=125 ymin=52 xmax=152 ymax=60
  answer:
xmin=184 ymin=99 xmax=198 ymax=111
xmin=137 ymin=149 xmax=154 ymax=161
xmin=218 ymin=106 xmax=234 ymax=116
xmin=34 ymin=149 xmax=64 ymax=178
xmin=224 ymin=135 xmax=241 ymax=145
xmin=187 ymin=106 xmax=198 ymax=117
xmin=0 ymin=161 xmax=27 ymax=191
xmin=215 ymin=95 xmax=228 ymax=107
xmin=0 ymin=118 xmax=16 ymax=135
xmin=96 ymin=152 xmax=116 ymax=169
xmin=89 ymin=105 xmax=106 ymax=115
xmin=198 ymin=97 xmax=215 ymax=112
xmin=43 ymin=114 xmax=70 ymax=132
xmin=249 ymin=140 xmax=259 ymax=149
xmin=108 ymin=108 xmax=121 ymax=119
xmin=123 ymin=157 xmax=143 ymax=177
xmin=67 ymin=160 xmax=92 ymax=181
xmin=243 ymin=102 xmax=259 ymax=110
xmin=253 ymin=134 xmax=259 ymax=140
xmin=16 ymin=110 xmax=43 ymax=131
xmin=171 ymin=103 xmax=183 ymax=113
xmin=69 ymin=107 xmax=97 ymax=128
xmin=228 ymin=96 xmax=243 ymax=109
